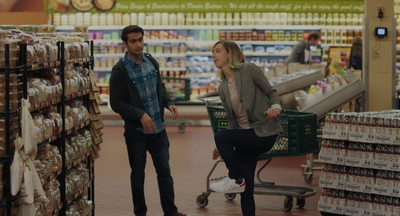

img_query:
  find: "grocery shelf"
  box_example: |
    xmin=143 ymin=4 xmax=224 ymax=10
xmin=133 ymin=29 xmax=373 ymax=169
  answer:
xmin=243 ymin=52 xmax=321 ymax=57
xmin=93 ymin=39 xmax=122 ymax=44
xmin=299 ymin=79 xmax=365 ymax=119
xmin=321 ymin=44 xmax=352 ymax=49
xmin=92 ymin=39 xmax=353 ymax=48
xmin=94 ymin=67 xmax=186 ymax=73
xmin=92 ymin=39 xmax=187 ymax=44
xmin=97 ymin=83 xmax=109 ymax=87
xmin=273 ymin=69 xmax=324 ymax=96
xmin=94 ymin=53 xmax=124 ymax=58
xmin=146 ymin=39 xmax=187 ymax=43
xmin=319 ymin=26 xmax=363 ymax=30
xmin=160 ymin=67 xmax=187 ymax=71
xmin=185 ymin=52 xmax=211 ymax=56
xmin=93 ymin=53 xmax=187 ymax=58
xmin=253 ymin=25 xmax=321 ymax=30
xmin=187 ymin=51 xmax=294 ymax=56
xmin=153 ymin=53 xmax=186 ymax=58
xmin=235 ymin=41 xmax=298 ymax=45
xmin=94 ymin=68 xmax=113 ymax=72
xmin=56 ymin=25 xmax=362 ymax=31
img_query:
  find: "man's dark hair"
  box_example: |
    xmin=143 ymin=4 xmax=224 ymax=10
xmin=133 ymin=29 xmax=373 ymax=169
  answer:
xmin=121 ymin=25 xmax=144 ymax=42
xmin=307 ymin=31 xmax=321 ymax=41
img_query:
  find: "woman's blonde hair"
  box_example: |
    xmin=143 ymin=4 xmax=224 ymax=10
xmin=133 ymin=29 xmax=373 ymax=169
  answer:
xmin=213 ymin=40 xmax=245 ymax=80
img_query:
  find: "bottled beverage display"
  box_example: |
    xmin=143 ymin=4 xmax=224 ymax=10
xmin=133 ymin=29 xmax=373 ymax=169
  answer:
xmin=320 ymin=110 xmax=400 ymax=215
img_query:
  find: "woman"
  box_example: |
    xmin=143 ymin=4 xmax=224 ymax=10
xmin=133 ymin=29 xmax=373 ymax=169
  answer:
xmin=209 ymin=40 xmax=282 ymax=216
xmin=350 ymin=36 xmax=362 ymax=70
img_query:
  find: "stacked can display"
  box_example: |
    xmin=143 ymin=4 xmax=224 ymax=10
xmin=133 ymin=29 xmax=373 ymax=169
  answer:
xmin=319 ymin=110 xmax=400 ymax=215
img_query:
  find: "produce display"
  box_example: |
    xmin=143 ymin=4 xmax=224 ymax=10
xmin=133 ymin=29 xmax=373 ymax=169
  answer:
xmin=296 ymin=71 xmax=352 ymax=109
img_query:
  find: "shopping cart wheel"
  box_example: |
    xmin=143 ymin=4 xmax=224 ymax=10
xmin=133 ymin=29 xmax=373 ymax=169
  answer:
xmin=296 ymin=198 xmax=306 ymax=208
xmin=178 ymin=123 xmax=186 ymax=133
xmin=196 ymin=195 xmax=209 ymax=208
xmin=304 ymin=174 xmax=313 ymax=183
xmin=283 ymin=196 xmax=293 ymax=212
xmin=302 ymin=167 xmax=313 ymax=183
xmin=224 ymin=193 xmax=236 ymax=201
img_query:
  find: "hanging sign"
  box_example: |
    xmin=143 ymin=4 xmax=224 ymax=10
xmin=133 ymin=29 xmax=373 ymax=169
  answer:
xmin=45 ymin=0 xmax=364 ymax=14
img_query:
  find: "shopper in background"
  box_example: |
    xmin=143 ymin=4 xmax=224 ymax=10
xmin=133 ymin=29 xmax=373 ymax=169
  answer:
xmin=109 ymin=25 xmax=186 ymax=216
xmin=210 ymin=40 xmax=282 ymax=216
xmin=349 ymin=36 xmax=362 ymax=70
xmin=285 ymin=31 xmax=321 ymax=64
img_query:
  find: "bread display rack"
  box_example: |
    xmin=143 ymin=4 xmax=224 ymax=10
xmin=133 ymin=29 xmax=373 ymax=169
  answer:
xmin=0 ymin=30 xmax=103 ymax=215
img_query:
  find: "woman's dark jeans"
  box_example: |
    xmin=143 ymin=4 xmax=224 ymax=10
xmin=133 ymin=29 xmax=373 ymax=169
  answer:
xmin=214 ymin=128 xmax=277 ymax=216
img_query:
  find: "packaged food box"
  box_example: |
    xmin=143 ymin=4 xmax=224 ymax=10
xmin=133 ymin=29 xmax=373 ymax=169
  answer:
xmin=74 ymin=25 xmax=89 ymax=33
xmin=39 ymin=25 xmax=56 ymax=33
xmin=19 ymin=25 xmax=40 ymax=33
xmin=0 ymin=25 xmax=17 ymax=30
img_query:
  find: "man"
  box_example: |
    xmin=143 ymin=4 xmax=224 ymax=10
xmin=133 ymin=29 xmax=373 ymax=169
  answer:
xmin=285 ymin=31 xmax=321 ymax=64
xmin=109 ymin=25 xmax=186 ymax=216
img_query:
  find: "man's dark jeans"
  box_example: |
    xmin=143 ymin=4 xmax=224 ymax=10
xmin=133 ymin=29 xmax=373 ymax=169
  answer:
xmin=214 ymin=128 xmax=277 ymax=216
xmin=125 ymin=129 xmax=178 ymax=216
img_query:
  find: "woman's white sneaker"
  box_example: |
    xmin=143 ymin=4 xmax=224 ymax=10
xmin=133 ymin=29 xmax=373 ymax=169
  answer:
xmin=209 ymin=177 xmax=246 ymax=193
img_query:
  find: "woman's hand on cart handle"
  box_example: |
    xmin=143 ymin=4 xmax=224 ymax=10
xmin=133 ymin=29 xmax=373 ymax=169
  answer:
xmin=265 ymin=108 xmax=281 ymax=119
xmin=168 ymin=105 xmax=178 ymax=120
xmin=212 ymin=148 xmax=220 ymax=160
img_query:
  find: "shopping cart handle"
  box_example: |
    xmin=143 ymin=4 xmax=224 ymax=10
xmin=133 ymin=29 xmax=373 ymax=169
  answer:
xmin=197 ymin=92 xmax=220 ymax=100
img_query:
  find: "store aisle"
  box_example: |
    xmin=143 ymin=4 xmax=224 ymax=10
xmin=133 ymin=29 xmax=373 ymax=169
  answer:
xmin=95 ymin=126 xmax=322 ymax=216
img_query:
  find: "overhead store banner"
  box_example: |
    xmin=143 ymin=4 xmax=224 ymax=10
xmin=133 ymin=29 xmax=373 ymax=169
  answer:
xmin=46 ymin=0 xmax=364 ymax=14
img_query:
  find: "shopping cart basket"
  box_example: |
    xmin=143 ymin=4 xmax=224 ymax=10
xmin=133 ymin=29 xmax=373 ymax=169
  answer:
xmin=196 ymin=92 xmax=317 ymax=212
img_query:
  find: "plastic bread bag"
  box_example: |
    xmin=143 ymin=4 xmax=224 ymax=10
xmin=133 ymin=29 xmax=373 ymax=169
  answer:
xmin=42 ymin=42 xmax=53 ymax=63
xmin=6 ymin=29 xmax=22 ymax=39
xmin=26 ymin=45 xmax=36 ymax=65
xmin=17 ymin=33 xmax=35 ymax=45
xmin=50 ymin=44 xmax=58 ymax=62
xmin=33 ymin=43 xmax=48 ymax=64
xmin=65 ymin=36 xmax=83 ymax=44
xmin=80 ymin=42 xmax=89 ymax=58
xmin=0 ymin=30 xmax=6 ymax=40
xmin=63 ymin=43 xmax=70 ymax=60
xmin=68 ymin=42 xmax=82 ymax=59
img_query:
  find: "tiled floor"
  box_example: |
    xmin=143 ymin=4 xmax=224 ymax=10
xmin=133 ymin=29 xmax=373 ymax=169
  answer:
xmin=94 ymin=126 xmax=322 ymax=216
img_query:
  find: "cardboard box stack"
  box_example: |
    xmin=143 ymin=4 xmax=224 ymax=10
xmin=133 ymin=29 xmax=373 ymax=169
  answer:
xmin=89 ymin=69 xmax=104 ymax=159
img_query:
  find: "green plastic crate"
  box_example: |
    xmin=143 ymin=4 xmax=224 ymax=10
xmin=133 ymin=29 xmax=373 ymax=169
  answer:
xmin=206 ymin=107 xmax=317 ymax=158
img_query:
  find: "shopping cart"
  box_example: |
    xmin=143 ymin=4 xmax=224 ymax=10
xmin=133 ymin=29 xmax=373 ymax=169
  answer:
xmin=196 ymin=92 xmax=318 ymax=212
